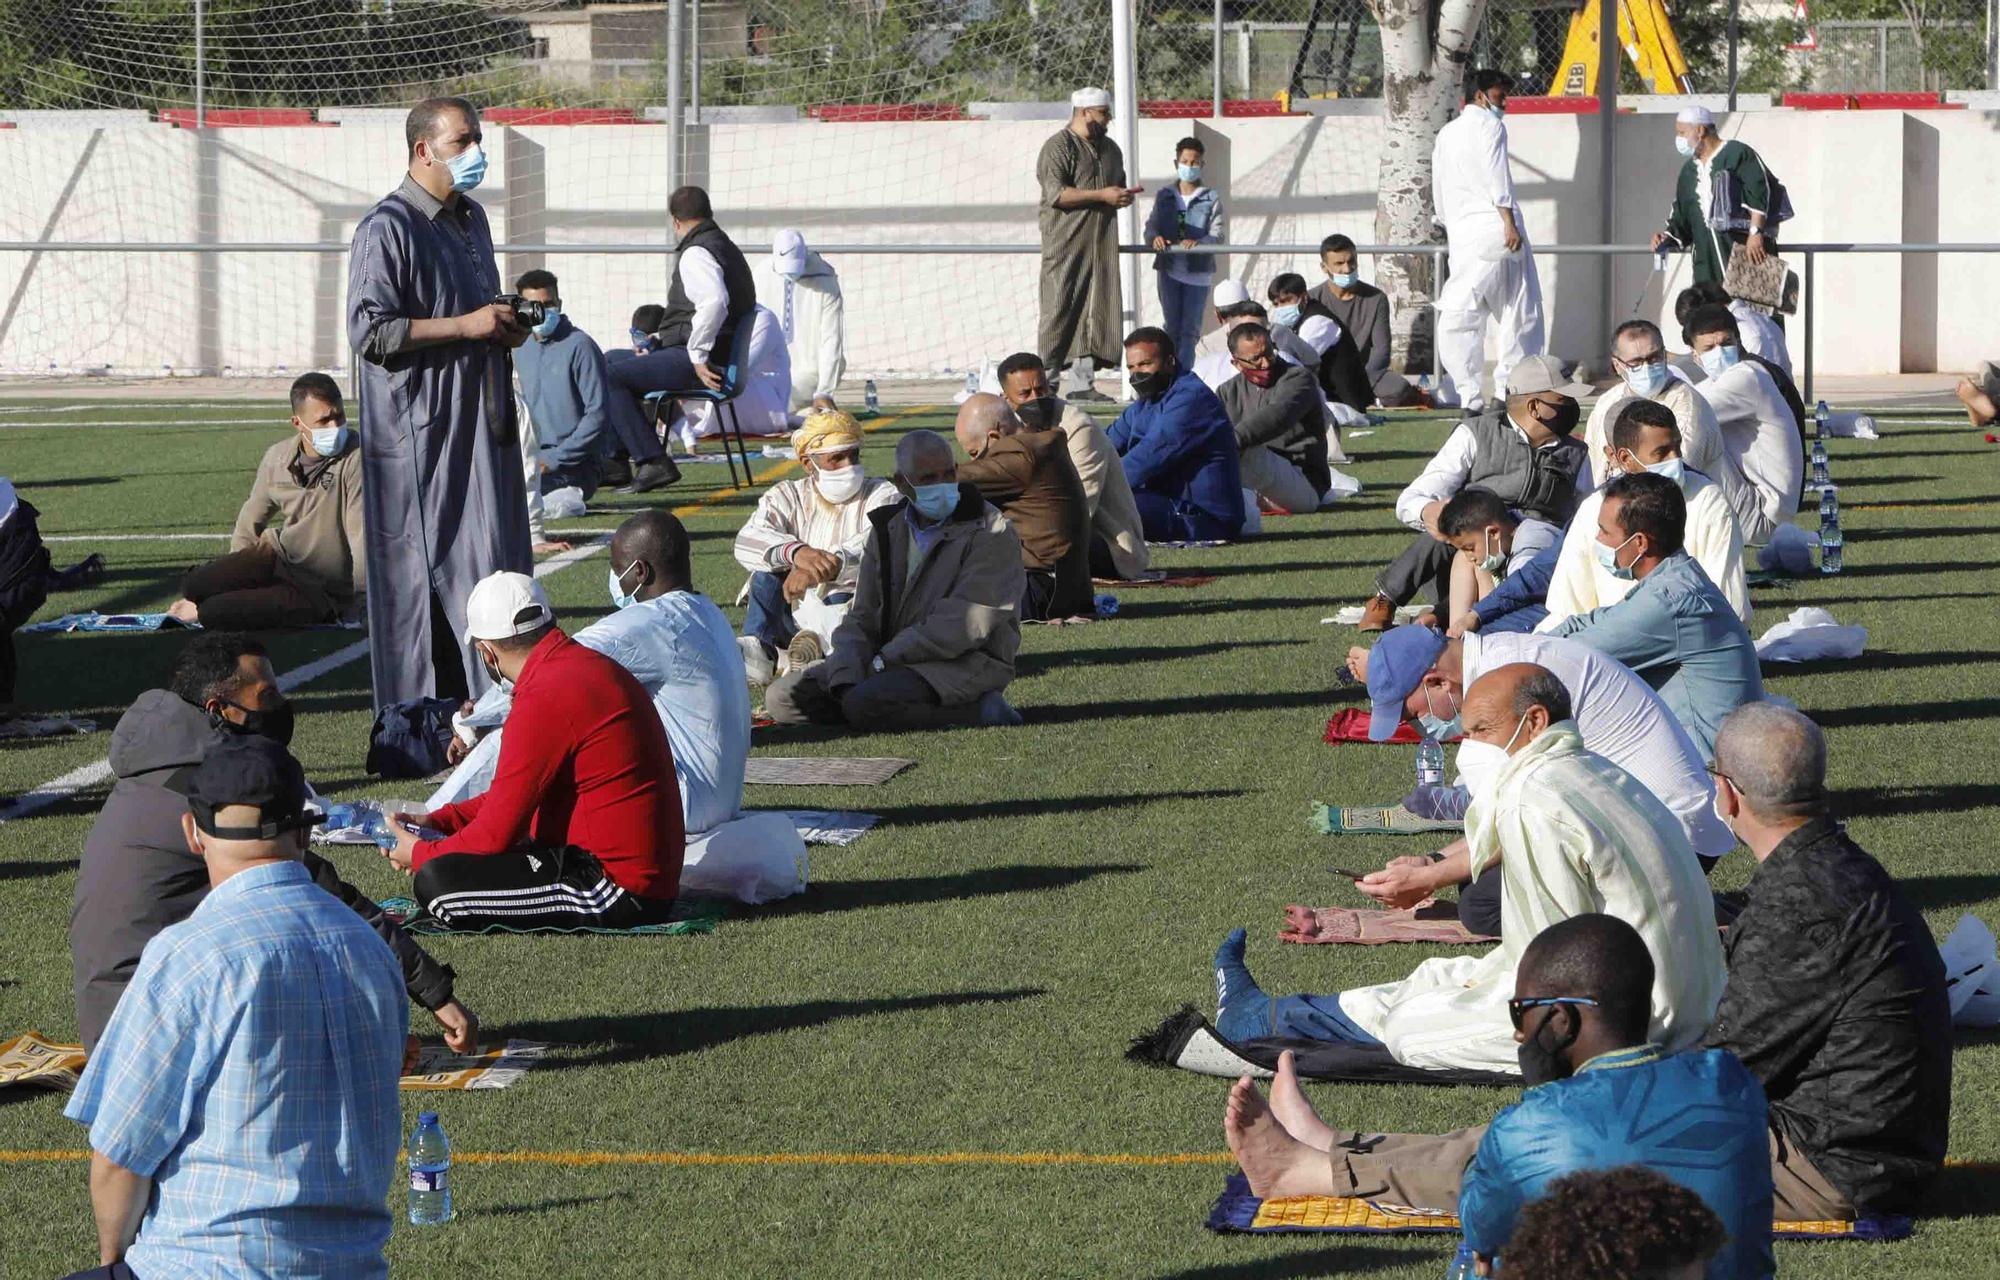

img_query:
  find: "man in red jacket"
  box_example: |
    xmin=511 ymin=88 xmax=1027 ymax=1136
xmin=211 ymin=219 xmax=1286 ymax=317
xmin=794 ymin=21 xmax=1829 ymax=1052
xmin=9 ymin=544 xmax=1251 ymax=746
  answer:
xmin=383 ymin=571 xmax=685 ymax=930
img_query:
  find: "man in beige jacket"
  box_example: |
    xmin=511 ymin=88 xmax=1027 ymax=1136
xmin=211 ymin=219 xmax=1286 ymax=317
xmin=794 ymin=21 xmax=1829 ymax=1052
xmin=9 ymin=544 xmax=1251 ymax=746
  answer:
xmin=996 ymin=352 xmax=1148 ymax=580
xmin=765 ymin=430 xmax=1025 ymax=732
xmin=170 ymin=373 xmax=365 ymax=629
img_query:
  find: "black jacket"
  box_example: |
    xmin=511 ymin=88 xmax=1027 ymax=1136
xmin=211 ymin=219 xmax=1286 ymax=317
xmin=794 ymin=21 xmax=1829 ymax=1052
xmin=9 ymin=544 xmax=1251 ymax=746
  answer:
xmin=70 ymin=690 xmax=455 ymax=1049
xmin=1704 ymin=815 xmax=1950 ymax=1212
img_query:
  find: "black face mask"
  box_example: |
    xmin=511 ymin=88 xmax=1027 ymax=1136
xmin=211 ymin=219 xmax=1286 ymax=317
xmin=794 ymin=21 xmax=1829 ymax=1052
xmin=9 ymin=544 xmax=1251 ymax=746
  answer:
xmin=1016 ymin=396 xmax=1060 ymax=430
xmin=212 ymin=696 xmax=295 ymax=748
xmin=1131 ymin=365 xmax=1176 ymax=400
xmin=1542 ymin=398 xmax=1581 ymax=437
xmin=1516 ymin=1007 xmax=1580 ymax=1086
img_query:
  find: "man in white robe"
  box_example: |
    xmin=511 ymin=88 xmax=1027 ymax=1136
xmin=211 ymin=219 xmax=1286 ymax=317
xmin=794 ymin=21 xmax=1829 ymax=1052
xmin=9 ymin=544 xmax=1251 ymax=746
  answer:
xmin=1212 ymin=662 xmax=1723 ymax=1075
xmin=667 ymin=303 xmax=793 ymax=446
xmin=1432 ymin=71 xmax=1545 ymax=414
xmin=1583 ymin=320 xmax=1723 ymax=487
xmin=754 ymin=229 xmax=846 ymax=416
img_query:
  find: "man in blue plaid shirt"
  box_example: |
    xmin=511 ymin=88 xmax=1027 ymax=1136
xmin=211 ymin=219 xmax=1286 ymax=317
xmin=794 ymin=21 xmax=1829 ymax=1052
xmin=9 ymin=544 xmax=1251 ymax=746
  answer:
xmin=62 ymin=734 xmax=407 ymax=1280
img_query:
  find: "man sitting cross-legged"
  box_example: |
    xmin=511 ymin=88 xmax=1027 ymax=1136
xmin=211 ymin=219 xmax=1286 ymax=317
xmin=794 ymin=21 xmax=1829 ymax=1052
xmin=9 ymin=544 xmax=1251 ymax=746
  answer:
xmin=382 ymin=571 xmax=686 ymax=931
xmin=1705 ymin=703 xmax=1951 ymax=1221
xmin=1107 ymin=326 xmax=1246 ymax=542
xmin=765 ymin=430 xmax=1025 ymax=732
xmin=1343 ymin=623 xmax=1733 ymax=938
xmin=433 ymin=510 xmax=753 ymax=840
xmin=1215 ymin=321 xmax=1333 ymax=516
xmin=1213 ymin=663 xmax=1724 ymax=1074
xmin=954 ymin=393 xmax=1094 ymax=622
xmin=1547 ymin=471 xmax=1763 ymax=760
xmin=1223 ymin=913 xmax=1775 ymax=1280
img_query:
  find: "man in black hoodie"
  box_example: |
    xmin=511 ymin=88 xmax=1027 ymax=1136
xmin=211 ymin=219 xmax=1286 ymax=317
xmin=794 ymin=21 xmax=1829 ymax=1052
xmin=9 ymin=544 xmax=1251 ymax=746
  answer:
xmin=69 ymin=632 xmax=476 ymax=1051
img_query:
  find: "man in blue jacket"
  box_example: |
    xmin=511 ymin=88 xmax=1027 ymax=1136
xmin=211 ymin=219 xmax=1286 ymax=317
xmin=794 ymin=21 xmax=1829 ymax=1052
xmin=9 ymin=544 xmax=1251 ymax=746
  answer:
xmin=1105 ymin=327 xmax=1245 ymax=542
xmin=1224 ymin=913 xmax=1775 ymax=1279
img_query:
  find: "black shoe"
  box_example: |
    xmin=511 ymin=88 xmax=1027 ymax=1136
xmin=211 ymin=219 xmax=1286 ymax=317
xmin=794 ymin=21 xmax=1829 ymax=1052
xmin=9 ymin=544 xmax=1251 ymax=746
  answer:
xmin=622 ymin=457 xmax=682 ymax=494
xmin=599 ymin=457 xmax=633 ymax=487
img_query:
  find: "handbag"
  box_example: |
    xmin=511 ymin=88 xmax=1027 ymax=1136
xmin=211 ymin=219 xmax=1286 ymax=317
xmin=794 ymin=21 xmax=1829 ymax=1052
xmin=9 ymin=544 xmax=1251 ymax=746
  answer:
xmin=1723 ymin=249 xmax=1799 ymax=317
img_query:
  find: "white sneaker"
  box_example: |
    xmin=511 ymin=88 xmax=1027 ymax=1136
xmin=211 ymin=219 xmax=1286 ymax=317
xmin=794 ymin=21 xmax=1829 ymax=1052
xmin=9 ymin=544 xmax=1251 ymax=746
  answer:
xmin=737 ymin=635 xmax=776 ymax=686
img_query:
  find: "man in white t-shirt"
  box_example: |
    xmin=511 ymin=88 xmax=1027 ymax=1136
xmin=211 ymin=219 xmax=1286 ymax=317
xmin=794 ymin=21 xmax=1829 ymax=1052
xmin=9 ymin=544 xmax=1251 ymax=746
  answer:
xmin=1685 ymin=304 xmax=1802 ymax=545
xmin=1343 ymin=622 xmax=1732 ymax=937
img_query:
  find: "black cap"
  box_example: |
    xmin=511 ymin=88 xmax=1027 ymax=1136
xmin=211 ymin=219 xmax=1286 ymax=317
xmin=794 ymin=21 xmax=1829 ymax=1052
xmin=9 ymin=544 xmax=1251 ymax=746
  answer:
xmin=187 ymin=733 xmax=312 ymax=840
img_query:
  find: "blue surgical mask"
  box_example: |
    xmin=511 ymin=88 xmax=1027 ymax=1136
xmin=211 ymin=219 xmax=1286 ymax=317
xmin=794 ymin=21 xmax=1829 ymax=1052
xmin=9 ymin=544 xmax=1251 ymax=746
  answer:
xmin=533 ymin=306 xmax=562 ymax=340
xmin=1697 ymin=343 xmax=1740 ymax=377
xmin=1622 ymin=361 xmax=1669 ymax=397
xmin=1177 ymin=163 xmax=1203 ymax=183
xmin=1417 ymin=685 xmax=1463 ymax=741
xmin=608 ymin=562 xmax=641 ymax=610
xmin=1675 ymin=135 xmax=1697 ymax=158
xmin=1270 ymin=303 xmax=1302 ymax=329
xmin=1330 ymin=272 xmax=1357 ymax=289
xmin=909 ymin=482 xmax=959 ymax=523
xmin=442 ymin=142 xmax=487 ymax=193
xmin=1594 ymin=532 xmax=1641 ymax=580
xmin=1484 ymin=101 xmax=1505 ymax=119
xmin=1643 ymin=456 xmax=1687 ymax=487
xmin=309 ymin=425 xmax=351 ymax=457
xmin=1477 ymin=529 xmax=1508 ymax=577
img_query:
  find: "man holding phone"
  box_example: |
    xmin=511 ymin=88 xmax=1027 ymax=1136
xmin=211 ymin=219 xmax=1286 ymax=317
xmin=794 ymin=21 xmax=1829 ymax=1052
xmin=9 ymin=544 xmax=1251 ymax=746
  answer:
xmin=1038 ymin=87 xmax=1140 ymax=403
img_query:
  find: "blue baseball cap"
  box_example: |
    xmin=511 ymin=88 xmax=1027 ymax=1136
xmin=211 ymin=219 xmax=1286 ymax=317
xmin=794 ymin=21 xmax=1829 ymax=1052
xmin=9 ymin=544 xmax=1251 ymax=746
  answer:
xmin=1365 ymin=624 xmax=1448 ymax=741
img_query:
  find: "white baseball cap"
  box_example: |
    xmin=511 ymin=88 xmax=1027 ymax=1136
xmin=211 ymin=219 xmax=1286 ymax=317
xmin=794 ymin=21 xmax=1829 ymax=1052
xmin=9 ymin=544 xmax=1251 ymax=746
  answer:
xmin=463 ymin=571 xmax=554 ymax=644
xmin=1071 ymin=86 xmax=1111 ymax=109
xmin=1676 ymin=105 xmax=1715 ymax=126
xmin=1212 ymin=278 xmax=1250 ymax=308
xmin=772 ymin=228 xmax=808 ymax=278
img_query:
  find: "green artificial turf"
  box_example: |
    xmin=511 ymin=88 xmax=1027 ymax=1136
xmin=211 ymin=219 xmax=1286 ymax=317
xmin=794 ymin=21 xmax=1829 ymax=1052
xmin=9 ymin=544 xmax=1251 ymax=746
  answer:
xmin=0 ymin=396 xmax=1994 ymax=1277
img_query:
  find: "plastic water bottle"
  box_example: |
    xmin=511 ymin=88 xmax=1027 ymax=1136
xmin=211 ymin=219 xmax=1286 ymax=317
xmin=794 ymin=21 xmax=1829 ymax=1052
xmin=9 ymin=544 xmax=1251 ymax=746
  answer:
xmin=863 ymin=378 xmax=879 ymax=415
xmin=1445 ymin=1241 xmax=1478 ymax=1279
xmin=1654 ymin=248 xmax=1670 ymax=272
xmin=1809 ymin=437 xmax=1831 ymax=491
xmin=407 ymin=1112 xmax=454 ymax=1225
xmin=1813 ymin=398 xmax=1830 ymax=441
xmin=963 ymin=370 xmax=978 ymax=396
xmin=1818 ymin=487 xmax=1843 ymax=575
xmin=1417 ymin=736 xmax=1446 ymax=788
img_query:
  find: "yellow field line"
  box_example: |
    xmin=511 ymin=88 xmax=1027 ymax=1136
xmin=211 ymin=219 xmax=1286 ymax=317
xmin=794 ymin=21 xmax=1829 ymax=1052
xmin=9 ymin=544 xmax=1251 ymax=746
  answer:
xmin=659 ymin=404 xmax=933 ymax=519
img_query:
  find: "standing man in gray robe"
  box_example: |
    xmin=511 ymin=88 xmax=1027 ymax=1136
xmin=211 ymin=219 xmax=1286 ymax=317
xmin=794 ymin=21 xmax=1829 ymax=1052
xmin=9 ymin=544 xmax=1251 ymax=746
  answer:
xmin=1037 ymin=86 xmax=1136 ymax=404
xmin=348 ymin=97 xmax=534 ymax=710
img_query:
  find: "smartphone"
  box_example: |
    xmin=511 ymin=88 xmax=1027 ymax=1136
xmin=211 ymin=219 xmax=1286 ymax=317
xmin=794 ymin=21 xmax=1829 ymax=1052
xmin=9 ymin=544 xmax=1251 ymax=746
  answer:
xmin=1329 ymin=866 xmax=1367 ymax=881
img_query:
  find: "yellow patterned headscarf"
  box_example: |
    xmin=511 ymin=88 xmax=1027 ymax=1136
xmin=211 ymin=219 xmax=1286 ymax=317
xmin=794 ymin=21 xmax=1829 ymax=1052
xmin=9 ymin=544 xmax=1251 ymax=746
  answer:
xmin=793 ymin=409 xmax=862 ymax=460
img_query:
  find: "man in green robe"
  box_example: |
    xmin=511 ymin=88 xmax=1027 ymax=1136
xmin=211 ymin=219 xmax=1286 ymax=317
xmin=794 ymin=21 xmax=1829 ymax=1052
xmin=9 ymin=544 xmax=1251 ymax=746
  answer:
xmin=1037 ymin=87 xmax=1135 ymax=403
xmin=1652 ymin=106 xmax=1781 ymax=286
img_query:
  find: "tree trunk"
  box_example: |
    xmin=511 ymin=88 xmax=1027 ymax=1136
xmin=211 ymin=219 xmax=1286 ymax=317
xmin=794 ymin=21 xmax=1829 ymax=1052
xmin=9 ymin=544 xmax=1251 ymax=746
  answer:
xmin=1372 ymin=0 xmax=1490 ymax=376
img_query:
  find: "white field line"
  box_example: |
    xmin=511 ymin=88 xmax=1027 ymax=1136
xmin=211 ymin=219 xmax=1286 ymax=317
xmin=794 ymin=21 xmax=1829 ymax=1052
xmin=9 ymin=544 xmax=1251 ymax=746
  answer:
xmin=0 ymin=401 xmax=285 ymax=415
xmin=0 ymin=418 xmax=281 ymax=430
xmin=0 ymin=536 xmax=610 ymax=825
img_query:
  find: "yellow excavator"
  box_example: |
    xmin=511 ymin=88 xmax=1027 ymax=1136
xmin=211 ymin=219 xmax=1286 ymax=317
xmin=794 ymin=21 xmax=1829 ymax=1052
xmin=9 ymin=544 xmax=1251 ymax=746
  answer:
xmin=1555 ymin=0 xmax=1696 ymax=96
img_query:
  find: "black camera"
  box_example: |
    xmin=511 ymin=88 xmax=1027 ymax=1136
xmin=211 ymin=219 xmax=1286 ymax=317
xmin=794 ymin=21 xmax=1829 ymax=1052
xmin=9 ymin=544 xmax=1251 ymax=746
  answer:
xmin=494 ymin=294 xmax=546 ymax=327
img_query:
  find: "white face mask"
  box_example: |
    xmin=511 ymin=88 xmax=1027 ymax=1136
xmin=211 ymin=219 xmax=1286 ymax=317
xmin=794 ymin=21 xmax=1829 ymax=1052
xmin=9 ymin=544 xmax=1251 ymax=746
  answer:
xmin=813 ymin=462 xmax=866 ymax=504
xmin=1455 ymin=738 xmax=1509 ymax=799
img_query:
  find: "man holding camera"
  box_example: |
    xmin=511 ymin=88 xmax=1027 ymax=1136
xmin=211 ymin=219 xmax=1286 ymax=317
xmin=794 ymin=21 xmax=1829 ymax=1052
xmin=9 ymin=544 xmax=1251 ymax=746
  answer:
xmin=348 ymin=96 xmax=535 ymax=709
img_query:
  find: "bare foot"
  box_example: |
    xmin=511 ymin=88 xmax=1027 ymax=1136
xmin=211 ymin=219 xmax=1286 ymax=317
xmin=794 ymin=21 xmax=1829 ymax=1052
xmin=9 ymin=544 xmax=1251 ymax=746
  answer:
xmin=1268 ymin=1050 xmax=1338 ymax=1153
xmin=1225 ymin=1073 xmax=1337 ymax=1199
xmin=1956 ymin=378 xmax=1998 ymax=429
xmin=167 ymin=599 xmax=200 ymax=624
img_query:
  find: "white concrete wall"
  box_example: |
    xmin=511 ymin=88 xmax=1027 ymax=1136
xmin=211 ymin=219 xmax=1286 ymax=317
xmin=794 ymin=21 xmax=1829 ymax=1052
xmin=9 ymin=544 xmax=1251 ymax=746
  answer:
xmin=0 ymin=108 xmax=1993 ymax=380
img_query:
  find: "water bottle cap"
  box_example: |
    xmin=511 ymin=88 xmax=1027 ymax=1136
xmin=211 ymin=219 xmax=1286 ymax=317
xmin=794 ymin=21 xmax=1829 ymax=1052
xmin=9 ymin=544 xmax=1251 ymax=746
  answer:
xmin=418 ymin=1111 xmax=439 ymax=1125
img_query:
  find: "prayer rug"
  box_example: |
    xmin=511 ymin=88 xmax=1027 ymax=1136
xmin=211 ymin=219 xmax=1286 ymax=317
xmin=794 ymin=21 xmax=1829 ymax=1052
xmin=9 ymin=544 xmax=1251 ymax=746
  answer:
xmin=377 ymin=896 xmax=724 ymax=937
xmin=1126 ymin=1006 xmax=1516 ymax=1086
xmin=744 ymin=756 xmax=915 ymax=786
xmin=1 ymin=1032 xmax=548 ymax=1093
xmin=1279 ymin=903 xmax=1496 ymax=947
xmin=23 ymin=611 xmax=195 ymax=634
xmin=1324 ymin=709 xmax=1459 ymax=745
xmin=1205 ymin=1173 xmax=1913 ymax=1241
xmin=1146 ymin=539 xmax=1230 ymax=550
xmin=1309 ymin=802 xmax=1463 ymax=836
xmin=1092 ymin=572 xmax=1218 ymax=589
xmin=775 ymin=809 xmax=881 ymax=846
xmin=0 ymin=1032 xmax=86 ymax=1092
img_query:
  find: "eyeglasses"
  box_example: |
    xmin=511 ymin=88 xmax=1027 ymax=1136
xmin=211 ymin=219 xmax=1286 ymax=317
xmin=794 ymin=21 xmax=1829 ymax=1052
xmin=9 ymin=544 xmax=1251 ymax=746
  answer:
xmin=1507 ymin=996 xmax=1598 ymax=1030
xmin=1706 ymin=764 xmax=1737 ymax=790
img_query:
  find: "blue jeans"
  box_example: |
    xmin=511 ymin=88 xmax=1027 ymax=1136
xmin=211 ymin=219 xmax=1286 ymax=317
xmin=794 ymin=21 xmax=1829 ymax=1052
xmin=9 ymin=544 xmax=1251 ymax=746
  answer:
xmin=743 ymin=570 xmax=798 ymax=658
xmin=1271 ymin=992 xmax=1385 ymax=1046
xmin=1157 ymin=274 xmax=1210 ymax=369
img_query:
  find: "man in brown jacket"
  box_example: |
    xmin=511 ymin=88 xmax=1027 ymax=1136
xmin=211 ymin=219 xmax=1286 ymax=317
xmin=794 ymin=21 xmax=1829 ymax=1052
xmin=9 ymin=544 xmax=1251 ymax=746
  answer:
xmin=765 ymin=430 xmax=1025 ymax=731
xmin=996 ymin=352 xmax=1149 ymax=580
xmin=170 ymin=373 xmax=366 ymax=630
xmin=953 ymin=393 xmax=1092 ymax=621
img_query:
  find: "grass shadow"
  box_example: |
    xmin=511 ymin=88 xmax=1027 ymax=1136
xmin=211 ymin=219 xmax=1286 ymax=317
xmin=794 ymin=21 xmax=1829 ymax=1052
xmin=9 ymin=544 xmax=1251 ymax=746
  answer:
xmin=867 ymin=790 xmax=1248 ymax=825
xmin=1017 ymin=643 xmax=1302 ymax=677
xmin=0 ymin=858 xmax=76 ymax=881
xmin=1886 ymin=874 xmax=2000 ymax=910
xmin=752 ymin=863 xmax=1145 ymax=919
xmin=1931 ymin=1162 xmax=2000 ymax=1220
xmin=1776 ymin=650 xmax=2000 ymax=676
xmin=505 ymin=988 xmax=1046 ymax=1068
xmin=1029 ymin=690 xmax=1331 ymax=725
xmin=479 ymin=1191 xmax=634 ymax=1218
xmin=1154 ymin=1244 xmax=1416 ymax=1278
xmin=1831 ymin=784 xmax=2000 ymax=818
xmin=1812 ymin=698 xmax=2000 ymax=730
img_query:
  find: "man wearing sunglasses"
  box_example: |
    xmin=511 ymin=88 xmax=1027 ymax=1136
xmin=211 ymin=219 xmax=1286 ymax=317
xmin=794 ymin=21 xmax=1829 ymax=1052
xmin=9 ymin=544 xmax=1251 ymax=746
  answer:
xmin=1224 ymin=913 xmax=1775 ymax=1280
xmin=1580 ymin=320 xmax=1722 ymax=489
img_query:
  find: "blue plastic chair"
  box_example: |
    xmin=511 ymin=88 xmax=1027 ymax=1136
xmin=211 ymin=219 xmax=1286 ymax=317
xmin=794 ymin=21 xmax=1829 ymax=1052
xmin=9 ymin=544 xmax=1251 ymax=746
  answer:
xmin=642 ymin=319 xmax=758 ymax=489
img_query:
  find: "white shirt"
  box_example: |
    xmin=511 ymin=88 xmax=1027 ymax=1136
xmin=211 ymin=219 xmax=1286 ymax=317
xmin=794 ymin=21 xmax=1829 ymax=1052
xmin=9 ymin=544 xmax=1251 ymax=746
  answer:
xmin=1461 ymin=629 xmax=1734 ymax=858
xmin=1395 ymin=417 xmax=1593 ymax=530
xmin=1729 ymin=300 xmax=1791 ymax=377
xmin=1288 ymin=314 xmax=1344 ymax=357
xmin=680 ymin=245 xmax=727 ymax=364
xmin=1582 ymin=374 xmax=1723 ymax=488
xmin=1695 ymin=360 xmax=1803 ymax=540
xmin=1538 ymin=473 xmax=1752 ymax=629
xmin=1432 ymin=106 xmax=1516 ymax=250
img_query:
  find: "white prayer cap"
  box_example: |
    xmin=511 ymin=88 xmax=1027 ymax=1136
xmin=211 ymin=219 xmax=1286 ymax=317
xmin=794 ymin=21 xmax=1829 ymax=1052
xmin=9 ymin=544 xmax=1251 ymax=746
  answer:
xmin=1071 ymin=86 xmax=1111 ymax=109
xmin=772 ymin=228 xmax=808 ymax=278
xmin=1212 ymin=279 xmax=1250 ymax=308
xmin=1676 ymin=105 xmax=1715 ymax=126
xmin=463 ymin=571 xmax=553 ymax=644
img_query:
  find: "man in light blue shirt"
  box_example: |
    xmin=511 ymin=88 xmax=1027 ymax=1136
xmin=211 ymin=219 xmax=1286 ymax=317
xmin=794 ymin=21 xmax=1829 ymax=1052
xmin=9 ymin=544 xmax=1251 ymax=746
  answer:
xmin=1548 ymin=470 xmax=1763 ymax=759
xmin=434 ymin=509 xmax=751 ymax=835
xmin=63 ymin=734 xmax=405 ymax=1280
xmin=514 ymin=268 xmax=614 ymax=498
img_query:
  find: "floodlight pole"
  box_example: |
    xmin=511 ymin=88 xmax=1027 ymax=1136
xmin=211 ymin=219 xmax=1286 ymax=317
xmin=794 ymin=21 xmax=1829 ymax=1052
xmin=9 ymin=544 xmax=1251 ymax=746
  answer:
xmin=691 ymin=0 xmax=703 ymax=123
xmin=194 ymin=0 xmax=206 ymax=128
xmin=1212 ymin=0 xmax=1225 ymax=117
xmin=1112 ymin=0 xmax=1140 ymax=395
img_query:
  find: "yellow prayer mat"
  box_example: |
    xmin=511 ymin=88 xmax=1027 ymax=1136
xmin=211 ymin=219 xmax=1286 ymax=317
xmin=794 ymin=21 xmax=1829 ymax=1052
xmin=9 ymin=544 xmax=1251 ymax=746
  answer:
xmin=2 ymin=1032 xmax=548 ymax=1093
